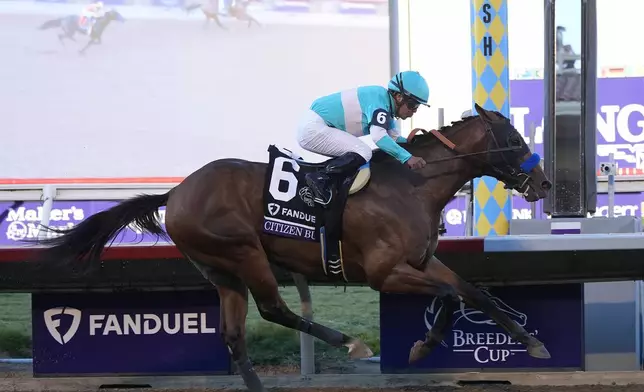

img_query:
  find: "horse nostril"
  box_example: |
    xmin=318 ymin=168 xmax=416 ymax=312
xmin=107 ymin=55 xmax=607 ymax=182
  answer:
xmin=541 ymin=180 xmax=552 ymax=191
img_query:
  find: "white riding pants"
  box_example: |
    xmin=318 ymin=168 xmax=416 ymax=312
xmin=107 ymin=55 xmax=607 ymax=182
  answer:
xmin=296 ymin=109 xmax=372 ymax=162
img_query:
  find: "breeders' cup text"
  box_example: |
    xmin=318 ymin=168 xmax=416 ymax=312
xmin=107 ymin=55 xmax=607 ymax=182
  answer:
xmin=451 ymin=330 xmax=537 ymax=364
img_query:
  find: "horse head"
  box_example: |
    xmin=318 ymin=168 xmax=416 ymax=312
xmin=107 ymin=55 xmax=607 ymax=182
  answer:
xmin=105 ymin=9 xmax=125 ymax=22
xmin=405 ymin=102 xmax=551 ymax=203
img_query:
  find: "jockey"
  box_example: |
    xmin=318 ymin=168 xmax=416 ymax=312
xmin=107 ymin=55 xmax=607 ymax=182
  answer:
xmin=296 ymin=70 xmax=430 ymax=205
xmin=80 ymin=1 xmax=105 ymax=34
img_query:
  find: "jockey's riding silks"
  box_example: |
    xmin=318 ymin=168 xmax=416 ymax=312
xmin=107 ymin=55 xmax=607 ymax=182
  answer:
xmin=295 ymin=71 xmax=431 ymax=205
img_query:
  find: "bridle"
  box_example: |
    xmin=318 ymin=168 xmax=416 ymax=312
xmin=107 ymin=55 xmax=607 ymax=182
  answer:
xmin=408 ymin=116 xmax=541 ymax=195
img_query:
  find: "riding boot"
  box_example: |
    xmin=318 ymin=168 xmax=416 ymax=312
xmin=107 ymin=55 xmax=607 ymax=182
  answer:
xmin=305 ymin=152 xmax=366 ymax=205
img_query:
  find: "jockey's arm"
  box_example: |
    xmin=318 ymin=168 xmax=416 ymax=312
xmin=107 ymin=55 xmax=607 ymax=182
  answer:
xmin=368 ymin=109 xmax=412 ymax=164
xmin=386 ymin=126 xmax=408 ymax=144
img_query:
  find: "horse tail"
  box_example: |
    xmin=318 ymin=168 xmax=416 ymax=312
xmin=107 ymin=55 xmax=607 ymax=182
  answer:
xmin=34 ymin=192 xmax=171 ymax=271
xmin=38 ymin=18 xmax=63 ymax=30
xmin=184 ymin=3 xmax=201 ymax=13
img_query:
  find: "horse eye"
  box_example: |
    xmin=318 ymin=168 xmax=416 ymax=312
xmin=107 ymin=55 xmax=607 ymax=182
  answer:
xmin=509 ymin=135 xmax=522 ymax=146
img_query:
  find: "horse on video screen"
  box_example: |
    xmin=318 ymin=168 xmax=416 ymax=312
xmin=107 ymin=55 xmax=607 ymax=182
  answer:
xmin=38 ymin=9 xmax=125 ymax=54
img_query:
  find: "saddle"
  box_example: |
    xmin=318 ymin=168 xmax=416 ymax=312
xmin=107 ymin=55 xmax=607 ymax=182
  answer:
xmin=261 ymin=145 xmax=371 ymax=282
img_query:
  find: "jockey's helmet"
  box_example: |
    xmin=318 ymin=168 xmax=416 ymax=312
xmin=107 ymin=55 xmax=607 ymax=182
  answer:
xmin=387 ymin=71 xmax=430 ymax=106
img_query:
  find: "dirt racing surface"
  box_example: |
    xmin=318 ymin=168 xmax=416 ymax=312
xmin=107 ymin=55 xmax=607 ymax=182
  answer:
xmin=89 ymin=386 xmax=644 ymax=392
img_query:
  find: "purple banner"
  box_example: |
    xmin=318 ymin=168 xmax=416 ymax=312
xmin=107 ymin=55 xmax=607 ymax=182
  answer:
xmin=442 ymin=192 xmax=644 ymax=237
xmin=510 ymin=77 xmax=644 ymax=173
xmin=380 ymin=284 xmax=583 ymax=372
xmin=32 ymin=290 xmax=230 ymax=376
xmin=0 ymin=201 xmax=169 ymax=247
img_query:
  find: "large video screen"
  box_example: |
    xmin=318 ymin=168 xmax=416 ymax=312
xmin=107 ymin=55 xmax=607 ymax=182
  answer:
xmin=1 ymin=0 xmax=391 ymax=179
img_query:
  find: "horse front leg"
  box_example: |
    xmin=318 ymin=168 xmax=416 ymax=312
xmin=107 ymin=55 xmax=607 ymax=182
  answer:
xmin=426 ymin=256 xmax=551 ymax=360
xmin=369 ymin=262 xmax=461 ymax=363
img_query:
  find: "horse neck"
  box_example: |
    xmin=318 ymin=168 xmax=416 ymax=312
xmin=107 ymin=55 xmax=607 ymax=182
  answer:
xmin=407 ymin=119 xmax=488 ymax=213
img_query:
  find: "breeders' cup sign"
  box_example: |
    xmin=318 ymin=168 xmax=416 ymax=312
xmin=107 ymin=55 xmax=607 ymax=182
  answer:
xmin=32 ymin=290 xmax=230 ymax=376
xmin=0 ymin=201 xmax=168 ymax=246
xmin=442 ymin=192 xmax=644 ymax=236
xmin=510 ymin=77 xmax=644 ymax=172
xmin=379 ymin=284 xmax=583 ymax=372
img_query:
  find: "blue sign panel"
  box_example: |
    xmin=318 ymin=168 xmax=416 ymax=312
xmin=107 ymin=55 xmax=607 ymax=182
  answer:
xmin=380 ymin=284 xmax=584 ymax=372
xmin=32 ymin=290 xmax=231 ymax=376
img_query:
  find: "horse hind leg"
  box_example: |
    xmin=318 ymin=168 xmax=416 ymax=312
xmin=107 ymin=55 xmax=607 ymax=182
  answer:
xmin=241 ymin=242 xmax=373 ymax=359
xmin=217 ymin=285 xmax=266 ymax=392
xmin=427 ymin=256 xmax=551 ymax=360
xmin=188 ymin=257 xmax=266 ymax=392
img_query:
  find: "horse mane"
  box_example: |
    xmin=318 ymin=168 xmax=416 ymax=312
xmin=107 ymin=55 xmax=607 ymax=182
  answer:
xmin=370 ymin=114 xmax=482 ymax=164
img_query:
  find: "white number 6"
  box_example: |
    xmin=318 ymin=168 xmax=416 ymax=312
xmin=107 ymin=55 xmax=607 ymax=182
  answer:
xmin=376 ymin=111 xmax=387 ymax=125
xmin=269 ymin=157 xmax=299 ymax=202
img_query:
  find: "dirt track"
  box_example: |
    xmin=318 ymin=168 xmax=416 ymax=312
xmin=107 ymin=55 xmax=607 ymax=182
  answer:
xmin=200 ymin=388 xmax=644 ymax=392
xmin=4 ymin=385 xmax=644 ymax=392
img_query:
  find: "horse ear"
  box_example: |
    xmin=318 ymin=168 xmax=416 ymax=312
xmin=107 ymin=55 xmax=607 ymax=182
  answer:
xmin=474 ymin=103 xmax=495 ymax=123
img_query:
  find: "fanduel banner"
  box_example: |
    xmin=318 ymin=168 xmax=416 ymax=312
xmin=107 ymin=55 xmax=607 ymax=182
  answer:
xmin=32 ymin=290 xmax=230 ymax=376
xmin=510 ymin=77 xmax=644 ymax=172
xmin=379 ymin=284 xmax=583 ymax=372
xmin=443 ymin=192 xmax=644 ymax=236
xmin=0 ymin=200 xmax=168 ymax=247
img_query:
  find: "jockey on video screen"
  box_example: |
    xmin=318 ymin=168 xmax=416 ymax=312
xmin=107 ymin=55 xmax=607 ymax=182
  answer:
xmin=79 ymin=1 xmax=105 ymax=34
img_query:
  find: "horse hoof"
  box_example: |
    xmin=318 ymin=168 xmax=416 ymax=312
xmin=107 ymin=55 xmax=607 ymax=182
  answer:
xmin=408 ymin=340 xmax=429 ymax=363
xmin=344 ymin=339 xmax=373 ymax=359
xmin=528 ymin=343 xmax=551 ymax=359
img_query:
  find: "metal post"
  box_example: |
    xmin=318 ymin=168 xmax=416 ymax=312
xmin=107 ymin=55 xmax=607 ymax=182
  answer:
xmin=465 ymin=189 xmax=473 ymax=236
xmin=388 ymin=0 xmax=399 ymax=78
xmin=529 ymin=122 xmax=537 ymax=219
xmin=389 ymin=0 xmax=402 ymax=134
xmin=470 ymin=0 xmax=512 ymax=236
xmin=38 ymin=185 xmax=56 ymax=240
xmin=608 ymin=153 xmax=615 ymax=218
xmin=582 ymin=0 xmax=598 ymax=215
xmin=292 ymin=273 xmax=315 ymax=375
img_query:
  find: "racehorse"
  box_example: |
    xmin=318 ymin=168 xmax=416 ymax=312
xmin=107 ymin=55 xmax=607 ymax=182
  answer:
xmin=38 ymin=10 xmax=125 ymax=54
xmin=32 ymin=104 xmax=552 ymax=392
xmin=185 ymin=0 xmax=260 ymax=30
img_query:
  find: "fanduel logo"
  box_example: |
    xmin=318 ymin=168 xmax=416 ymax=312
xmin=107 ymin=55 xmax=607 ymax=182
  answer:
xmin=44 ymin=307 xmax=82 ymax=345
xmin=268 ymin=203 xmax=280 ymax=216
xmin=88 ymin=313 xmax=216 ymax=335
xmin=43 ymin=308 xmax=217 ymax=342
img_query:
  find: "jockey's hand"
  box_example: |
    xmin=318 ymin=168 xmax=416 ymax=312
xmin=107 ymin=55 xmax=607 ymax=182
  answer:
xmin=406 ymin=156 xmax=427 ymax=170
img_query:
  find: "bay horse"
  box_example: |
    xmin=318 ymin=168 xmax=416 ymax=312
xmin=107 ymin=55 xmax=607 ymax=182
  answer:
xmin=33 ymin=103 xmax=552 ymax=392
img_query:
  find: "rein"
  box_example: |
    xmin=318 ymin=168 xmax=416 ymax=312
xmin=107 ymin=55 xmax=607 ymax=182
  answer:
xmin=408 ymin=117 xmax=541 ymax=194
xmin=408 ymin=127 xmax=520 ymax=165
